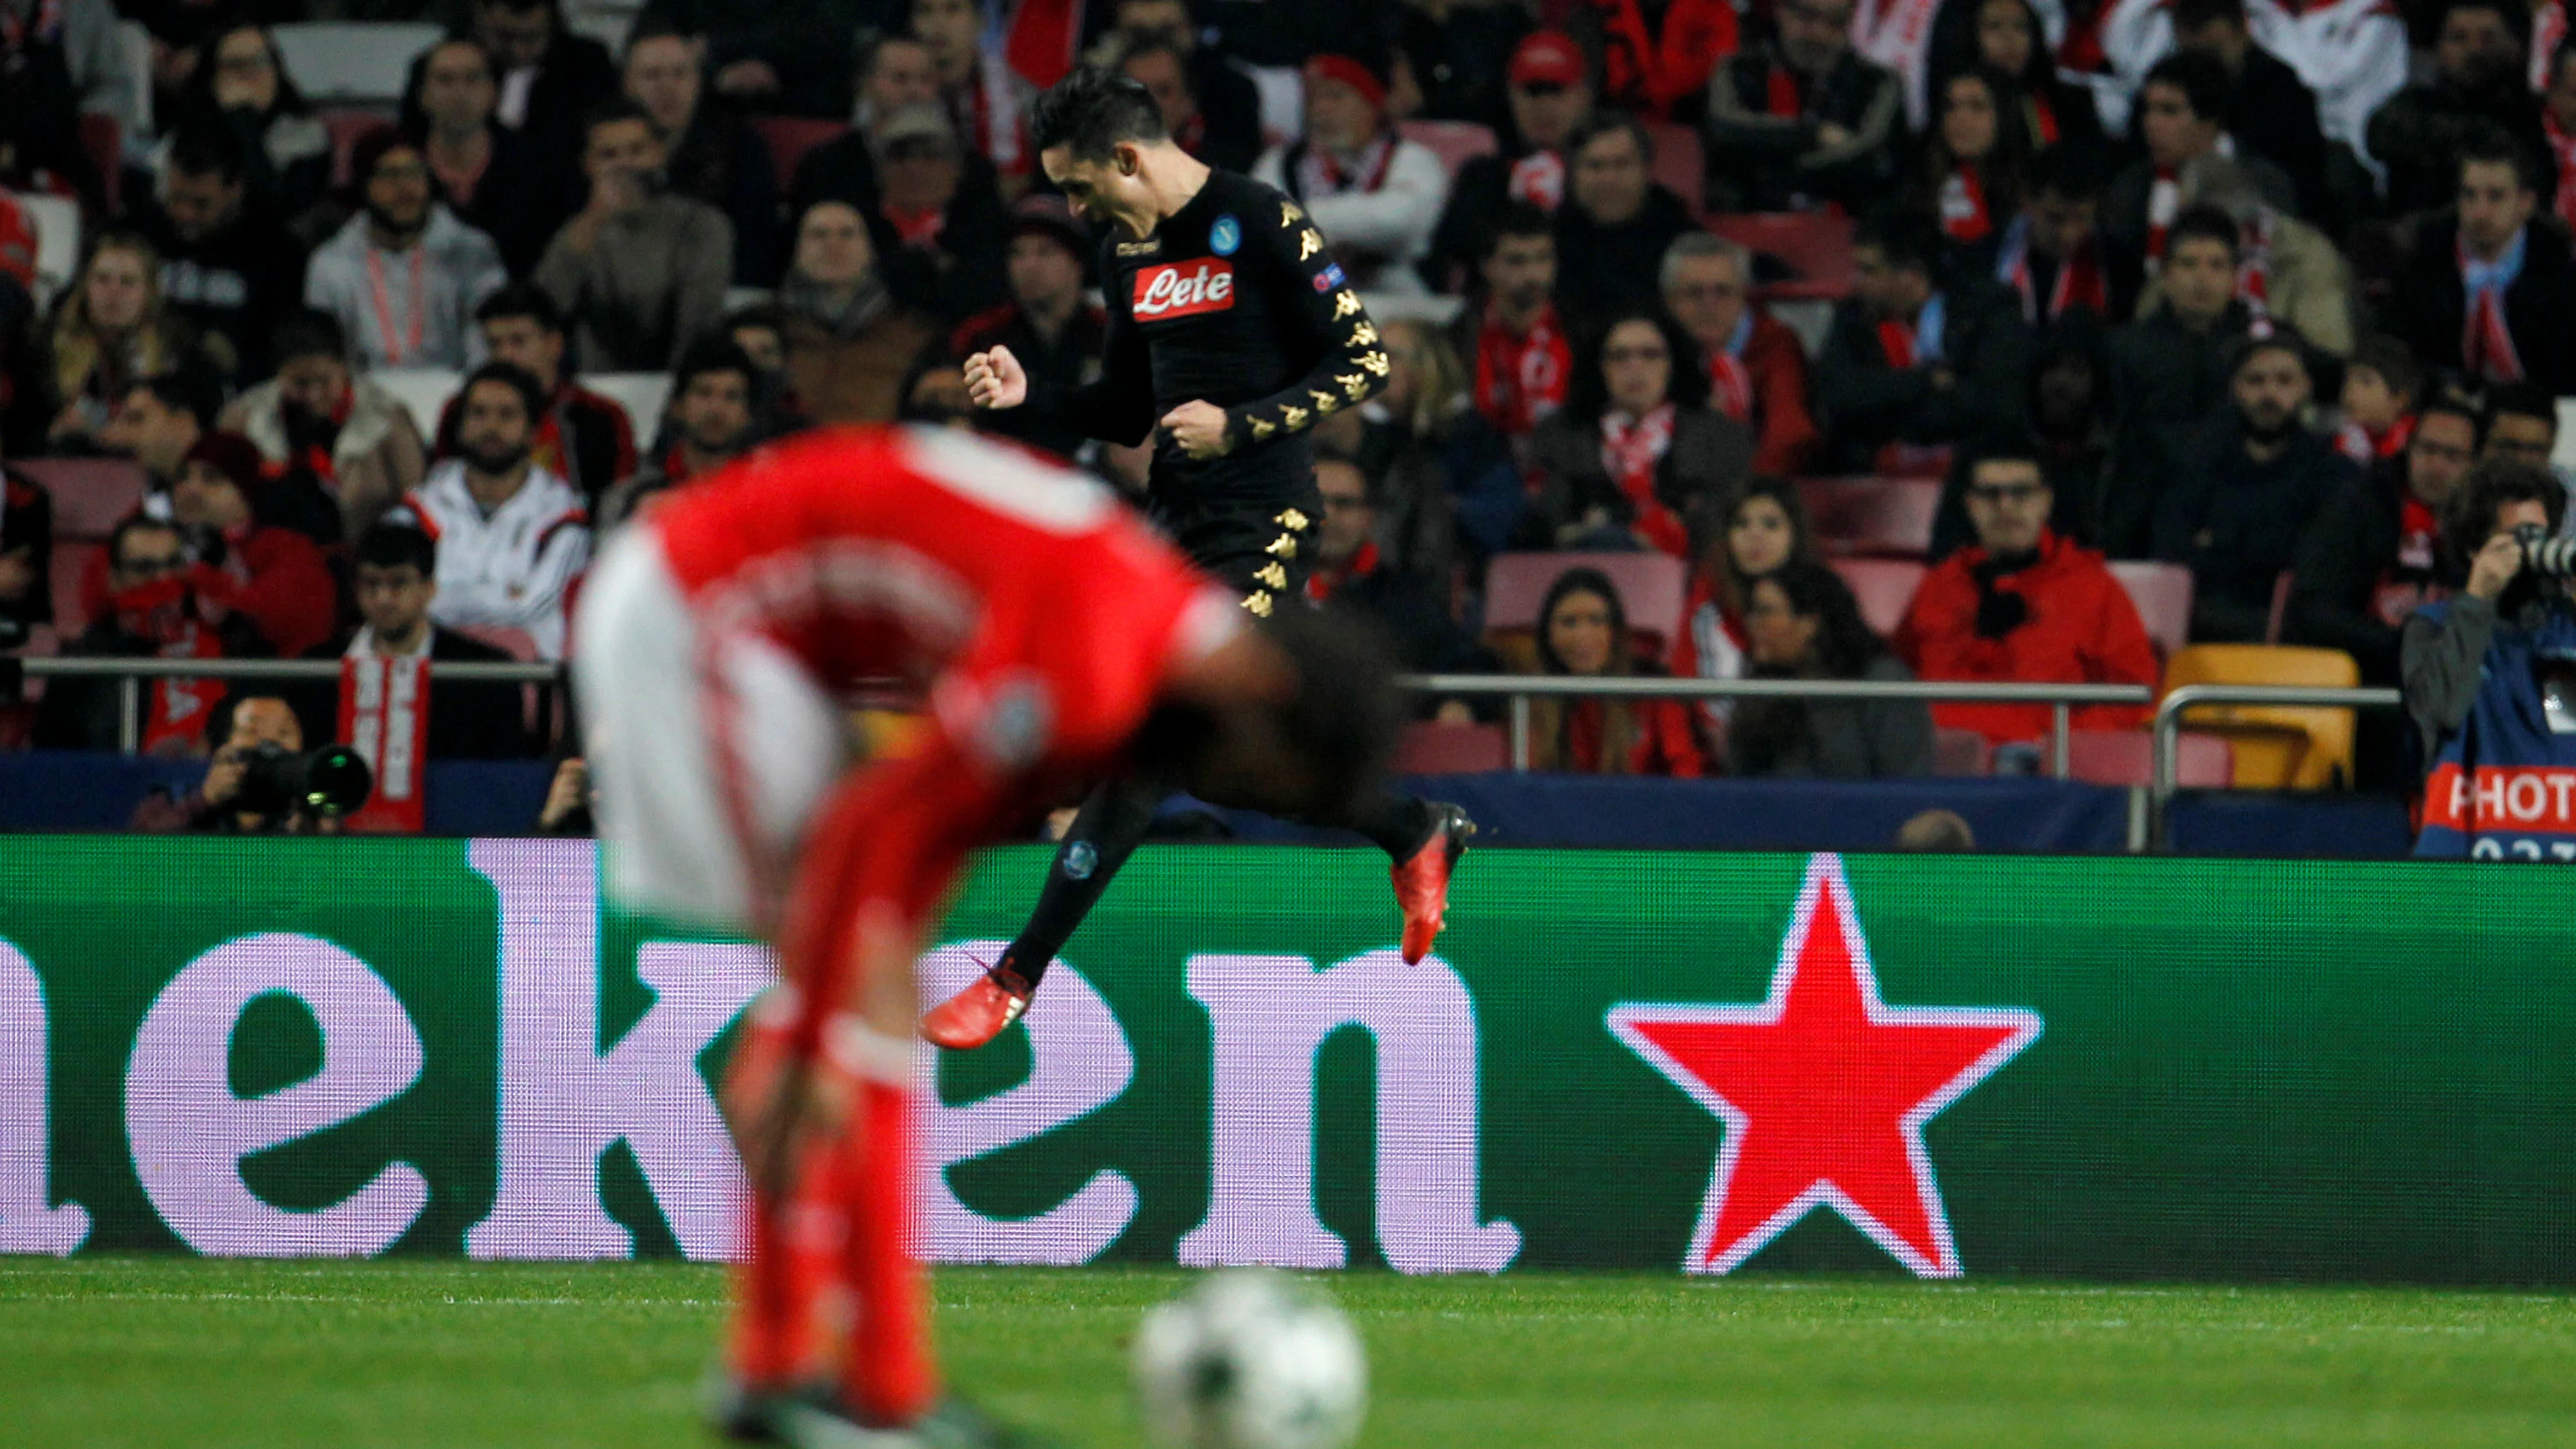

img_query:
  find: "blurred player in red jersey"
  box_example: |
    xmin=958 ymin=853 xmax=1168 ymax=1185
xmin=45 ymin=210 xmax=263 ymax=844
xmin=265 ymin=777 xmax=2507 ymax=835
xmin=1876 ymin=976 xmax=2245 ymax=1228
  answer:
xmin=572 ymin=425 xmax=1401 ymax=1446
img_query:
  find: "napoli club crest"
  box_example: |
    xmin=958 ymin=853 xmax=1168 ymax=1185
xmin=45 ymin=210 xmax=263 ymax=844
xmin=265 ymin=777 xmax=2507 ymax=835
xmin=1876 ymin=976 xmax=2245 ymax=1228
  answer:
xmin=1209 ymin=214 xmax=1241 ymax=257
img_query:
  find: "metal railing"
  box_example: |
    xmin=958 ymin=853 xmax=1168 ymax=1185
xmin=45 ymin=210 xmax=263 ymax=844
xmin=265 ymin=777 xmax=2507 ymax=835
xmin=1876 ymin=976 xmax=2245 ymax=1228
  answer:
xmin=20 ymin=655 xmax=564 ymax=754
xmin=2148 ymin=684 xmax=2404 ymax=847
xmin=1397 ymin=673 xmax=2154 ymax=778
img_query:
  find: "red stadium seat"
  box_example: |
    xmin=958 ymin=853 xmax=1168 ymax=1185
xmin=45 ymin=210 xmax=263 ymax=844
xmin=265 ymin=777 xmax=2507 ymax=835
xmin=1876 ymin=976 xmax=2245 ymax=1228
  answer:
xmin=1828 ymin=556 xmax=1926 ymax=637
xmin=1932 ymin=726 xmax=1990 ymax=777
xmin=751 ymin=117 xmax=852 ymax=190
xmin=15 ymin=458 xmax=148 ymax=539
xmin=2106 ymin=561 xmax=2193 ymax=660
xmin=1394 ymin=720 xmax=1508 ymax=774
xmin=1481 ymin=550 xmax=1690 ymax=660
xmin=1707 ymin=212 xmax=1856 ymax=300
xmin=50 ymin=540 xmax=102 ymax=639
xmin=1797 ymin=476 xmax=1940 ymax=558
xmin=1396 ymin=119 xmax=1500 ymax=178
xmin=1645 ymin=123 xmax=1703 ymax=218
xmin=2065 ymin=729 xmax=2234 ymax=788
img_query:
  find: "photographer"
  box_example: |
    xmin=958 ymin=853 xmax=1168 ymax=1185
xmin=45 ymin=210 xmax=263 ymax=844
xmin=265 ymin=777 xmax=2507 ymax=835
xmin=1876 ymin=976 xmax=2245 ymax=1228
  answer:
xmin=131 ymin=695 xmax=335 ymax=834
xmin=2405 ymin=459 xmax=2576 ymax=858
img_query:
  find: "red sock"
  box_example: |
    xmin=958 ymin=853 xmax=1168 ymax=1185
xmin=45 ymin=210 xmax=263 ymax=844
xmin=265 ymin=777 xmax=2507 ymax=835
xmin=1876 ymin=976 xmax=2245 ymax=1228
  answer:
xmin=727 ymin=1012 xmax=832 ymax=1388
xmin=836 ymin=1078 xmax=935 ymax=1426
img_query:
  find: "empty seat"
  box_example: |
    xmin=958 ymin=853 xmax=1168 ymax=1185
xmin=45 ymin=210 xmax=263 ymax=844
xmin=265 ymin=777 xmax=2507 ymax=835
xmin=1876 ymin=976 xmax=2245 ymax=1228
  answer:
xmin=15 ymin=458 xmax=149 ymax=539
xmin=1394 ymin=720 xmax=1508 ymax=774
xmin=1645 ymin=122 xmax=1703 ymax=217
xmin=1932 ymin=726 xmax=1990 ymax=777
xmin=270 ymin=22 xmax=446 ymax=106
xmin=580 ymin=372 xmax=669 ymax=435
xmin=750 ymin=117 xmax=853 ymax=190
xmin=1396 ymin=119 xmax=1499 ymax=178
xmin=1481 ymin=550 xmax=1690 ymax=659
xmin=370 ymin=368 xmax=463 ymax=443
xmin=2106 ymin=560 xmax=2193 ymax=660
xmin=1707 ymin=212 xmax=1856 ymax=300
xmin=2161 ymin=643 xmax=2360 ymax=789
xmin=2065 ymin=728 xmax=2234 ymax=788
xmin=1797 ymin=476 xmax=1940 ymax=557
xmin=1828 ymin=556 xmax=1926 ymax=637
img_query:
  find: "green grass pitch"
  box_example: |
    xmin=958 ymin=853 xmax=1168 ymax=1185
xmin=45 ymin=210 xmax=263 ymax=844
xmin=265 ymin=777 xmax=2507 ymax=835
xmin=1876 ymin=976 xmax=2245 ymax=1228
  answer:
xmin=5 ymin=1260 xmax=2574 ymax=1448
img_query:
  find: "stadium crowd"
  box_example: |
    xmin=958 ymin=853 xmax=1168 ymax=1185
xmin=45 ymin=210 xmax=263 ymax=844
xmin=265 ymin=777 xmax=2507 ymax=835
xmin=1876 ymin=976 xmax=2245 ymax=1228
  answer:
xmin=5 ymin=0 xmax=2576 ymax=833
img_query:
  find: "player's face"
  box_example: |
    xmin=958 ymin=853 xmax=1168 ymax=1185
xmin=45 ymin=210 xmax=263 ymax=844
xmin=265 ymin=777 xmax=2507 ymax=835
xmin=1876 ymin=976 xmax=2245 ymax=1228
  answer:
xmin=1978 ymin=0 xmax=2033 ymax=74
xmin=481 ymin=315 xmax=563 ymax=390
xmin=1042 ymin=145 xmax=1157 ymax=236
xmin=1728 ymin=496 xmax=1796 ymax=578
xmin=2458 ymin=160 xmax=2535 ymax=257
xmin=1939 ymin=76 xmax=1998 ymax=161
xmin=1964 ymin=460 xmax=2050 ymax=555
xmin=1546 ymin=588 xmax=1619 ymax=675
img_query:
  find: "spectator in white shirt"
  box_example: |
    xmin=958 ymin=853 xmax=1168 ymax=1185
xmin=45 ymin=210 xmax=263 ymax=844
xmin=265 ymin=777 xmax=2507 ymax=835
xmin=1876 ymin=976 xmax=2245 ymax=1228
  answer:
xmin=1255 ymin=51 xmax=1450 ymax=294
xmin=304 ymin=131 xmax=510 ymax=372
xmin=387 ymin=363 xmax=590 ymax=660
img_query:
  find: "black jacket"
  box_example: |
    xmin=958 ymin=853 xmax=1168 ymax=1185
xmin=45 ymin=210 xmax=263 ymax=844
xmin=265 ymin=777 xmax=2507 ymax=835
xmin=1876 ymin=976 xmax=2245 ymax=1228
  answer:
xmin=2368 ymin=79 xmax=2549 ymax=220
xmin=1706 ymin=46 xmax=1908 ymax=213
xmin=2101 ymin=300 xmax=2261 ymax=558
xmin=2397 ymin=215 xmax=2576 ymax=398
xmin=1552 ymin=185 xmax=1698 ymax=325
xmin=1522 ymin=405 xmax=1753 ymax=549
xmin=665 ymin=105 xmax=787 ymax=287
xmin=293 ymin=626 xmax=536 ymax=761
xmin=1815 ymin=281 xmax=2033 ymax=471
xmin=405 ymin=30 xmax=619 ymax=223
xmin=2286 ymin=458 xmax=2447 ymax=684
xmin=130 ymin=201 xmax=310 ymax=382
xmin=2224 ymin=47 xmax=2331 ymax=219
xmin=2153 ymin=415 xmax=2354 ymax=642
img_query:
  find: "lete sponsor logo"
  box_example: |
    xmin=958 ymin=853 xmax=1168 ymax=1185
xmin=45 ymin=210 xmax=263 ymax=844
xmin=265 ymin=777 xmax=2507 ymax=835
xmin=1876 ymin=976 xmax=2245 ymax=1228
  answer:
xmin=1607 ymin=854 xmax=2041 ymax=1277
xmin=1134 ymin=260 xmax=1235 ymax=320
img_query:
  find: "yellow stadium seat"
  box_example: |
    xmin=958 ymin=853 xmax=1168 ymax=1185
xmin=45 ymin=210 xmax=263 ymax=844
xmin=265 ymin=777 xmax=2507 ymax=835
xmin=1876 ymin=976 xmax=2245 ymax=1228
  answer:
xmin=2160 ymin=644 xmax=2361 ymax=789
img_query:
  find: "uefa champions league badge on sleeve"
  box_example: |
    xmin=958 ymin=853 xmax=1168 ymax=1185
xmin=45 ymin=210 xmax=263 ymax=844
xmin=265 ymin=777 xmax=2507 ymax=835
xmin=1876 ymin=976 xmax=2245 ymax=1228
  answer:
xmin=1211 ymin=215 xmax=1242 ymax=257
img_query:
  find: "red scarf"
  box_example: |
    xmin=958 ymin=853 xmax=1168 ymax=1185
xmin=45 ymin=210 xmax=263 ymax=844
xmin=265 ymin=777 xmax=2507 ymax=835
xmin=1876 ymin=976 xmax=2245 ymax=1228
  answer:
xmin=2548 ymin=111 xmax=2576 ymax=237
xmin=1705 ymin=314 xmax=1755 ymax=422
xmin=2236 ymin=210 xmax=2275 ymax=311
xmin=1600 ymin=404 xmax=1691 ymax=556
xmin=1507 ymin=149 xmax=1566 ymax=211
xmin=959 ymin=57 xmax=1027 ymax=177
xmin=298 ymin=385 xmax=355 ymax=491
xmin=1878 ymin=317 xmax=1920 ymax=369
xmin=2460 ymin=233 xmax=2527 ymax=384
xmin=2002 ymin=227 xmax=2108 ymax=323
xmin=1305 ymin=540 xmax=1379 ymax=602
xmin=2375 ymin=492 xmax=2448 ymax=626
xmin=2334 ymin=412 xmax=2415 ymax=465
xmin=1764 ymin=64 xmax=1806 ymax=119
xmin=2026 ymin=92 xmax=2059 ymax=146
xmin=1473 ymin=303 xmax=1570 ymax=439
xmin=999 ymin=0 xmax=1084 ymax=90
xmin=112 ymin=577 xmax=224 ymax=754
xmin=885 ymin=204 xmax=947 ymax=247
xmin=338 ymin=655 xmax=430 ymax=832
xmin=1937 ymin=164 xmax=1992 ymax=243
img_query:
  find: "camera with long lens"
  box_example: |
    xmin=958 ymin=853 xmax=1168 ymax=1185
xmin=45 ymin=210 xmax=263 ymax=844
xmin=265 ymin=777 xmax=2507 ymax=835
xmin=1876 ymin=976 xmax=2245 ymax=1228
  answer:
xmin=233 ymin=742 xmax=374 ymax=820
xmin=2511 ymin=524 xmax=2576 ymax=579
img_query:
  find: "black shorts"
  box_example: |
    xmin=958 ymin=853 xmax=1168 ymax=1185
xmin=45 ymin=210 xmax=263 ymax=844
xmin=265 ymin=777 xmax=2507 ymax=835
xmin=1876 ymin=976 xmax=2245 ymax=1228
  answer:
xmin=1158 ymin=495 xmax=1320 ymax=619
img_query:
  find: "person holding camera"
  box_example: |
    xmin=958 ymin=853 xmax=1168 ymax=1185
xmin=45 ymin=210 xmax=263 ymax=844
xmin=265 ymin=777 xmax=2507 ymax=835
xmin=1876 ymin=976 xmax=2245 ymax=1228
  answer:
xmin=131 ymin=694 xmax=364 ymax=834
xmin=2406 ymin=458 xmax=2576 ymax=857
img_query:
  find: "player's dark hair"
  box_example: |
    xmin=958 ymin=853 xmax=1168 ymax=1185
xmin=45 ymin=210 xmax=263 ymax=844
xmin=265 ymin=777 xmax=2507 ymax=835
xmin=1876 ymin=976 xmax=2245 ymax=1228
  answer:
xmin=1030 ymin=66 xmax=1167 ymax=161
xmin=2142 ymin=50 xmax=2229 ymax=121
xmin=2027 ymin=143 xmax=2102 ymax=202
xmin=1481 ymin=200 xmax=1555 ymax=260
xmin=2346 ymin=334 xmax=2421 ymax=404
xmin=270 ymin=306 xmax=348 ymax=364
xmin=2164 ymin=202 xmax=2241 ymax=263
xmin=355 ymin=521 xmax=439 ymax=575
xmin=462 ymin=360 xmax=547 ymax=422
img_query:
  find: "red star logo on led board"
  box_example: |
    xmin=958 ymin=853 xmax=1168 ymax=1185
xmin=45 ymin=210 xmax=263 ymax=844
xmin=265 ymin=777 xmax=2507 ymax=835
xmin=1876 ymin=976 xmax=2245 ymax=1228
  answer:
xmin=1606 ymin=854 xmax=2042 ymax=1277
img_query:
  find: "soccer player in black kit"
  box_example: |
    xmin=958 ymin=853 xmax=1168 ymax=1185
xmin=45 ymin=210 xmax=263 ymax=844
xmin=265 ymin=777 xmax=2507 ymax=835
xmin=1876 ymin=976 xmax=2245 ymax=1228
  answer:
xmin=922 ymin=68 xmax=1472 ymax=1050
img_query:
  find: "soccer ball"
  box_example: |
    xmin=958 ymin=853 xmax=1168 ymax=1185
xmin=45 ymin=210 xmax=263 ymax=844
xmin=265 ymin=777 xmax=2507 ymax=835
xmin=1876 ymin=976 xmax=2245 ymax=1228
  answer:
xmin=1133 ymin=1270 xmax=1368 ymax=1449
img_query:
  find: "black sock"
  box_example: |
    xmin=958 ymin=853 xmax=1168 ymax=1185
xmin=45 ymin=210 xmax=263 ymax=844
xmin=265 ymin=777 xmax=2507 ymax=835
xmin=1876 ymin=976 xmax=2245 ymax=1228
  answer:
xmin=995 ymin=774 xmax=1165 ymax=990
xmin=1348 ymin=791 xmax=1437 ymax=860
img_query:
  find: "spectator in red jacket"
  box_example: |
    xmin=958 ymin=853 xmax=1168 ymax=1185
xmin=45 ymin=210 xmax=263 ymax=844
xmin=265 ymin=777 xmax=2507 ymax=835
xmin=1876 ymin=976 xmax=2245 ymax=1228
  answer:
xmin=1524 ymin=564 xmax=1705 ymax=776
xmin=1896 ymin=445 xmax=2160 ymax=749
xmin=168 ymin=431 xmax=338 ymax=658
xmin=1663 ymin=232 xmax=1818 ymax=475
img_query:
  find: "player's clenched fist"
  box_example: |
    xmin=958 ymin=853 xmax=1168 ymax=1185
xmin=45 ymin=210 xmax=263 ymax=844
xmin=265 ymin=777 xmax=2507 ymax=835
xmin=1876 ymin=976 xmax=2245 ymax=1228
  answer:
xmin=1161 ymin=400 xmax=1229 ymax=459
xmin=963 ymin=346 xmax=1029 ymax=409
